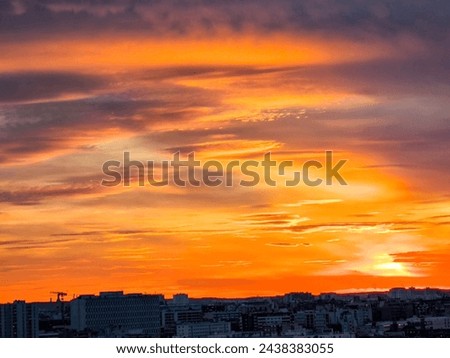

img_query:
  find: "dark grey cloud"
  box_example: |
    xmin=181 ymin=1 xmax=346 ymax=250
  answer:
xmin=0 ymin=96 xmax=148 ymax=162
xmin=285 ymin=0 xmax=450 ymax=41
xmin=138 ymin=66 xmax=290 ymax=81
xmin=206 ymin=57 xmax=450 ymax=102
xmin=0 ymin=0 xmax=13 ymax=13
xmin=0 ymin=72 xmax=107 ymax=103
xmin=294 ymin=58 xmax=450 ymax=98
xmin=0 ymin=81 xmax=222 ymax=163
xmin=0 ymin=0 xmax=449 ymax=45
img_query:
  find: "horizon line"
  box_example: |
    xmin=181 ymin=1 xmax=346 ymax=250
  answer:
xmin=3 ymin=286 xmax=450 ymax=305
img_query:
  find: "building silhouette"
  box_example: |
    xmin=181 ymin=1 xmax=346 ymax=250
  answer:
xmin=0 ymin=301 xmax=39 ymax=338
xmin=70 ymin=291 xmax=162 ymax=337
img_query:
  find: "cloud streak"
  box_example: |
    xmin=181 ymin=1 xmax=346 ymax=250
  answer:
xmin=0 ymin=183 xmax=100 ymax=205
xmin=0 ymin=72 xmax=107 ymax=104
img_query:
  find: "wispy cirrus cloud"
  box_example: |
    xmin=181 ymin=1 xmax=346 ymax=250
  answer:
xmin=266 ymin=242 xmax=299 ymax=248
xmin=290 ymin=221 xmax=422 ymax=234
xmin=0 ymin=183 xmax=101 ymax=205
xmin=239 ymin=212 xmax=309 ymax=228
xmin=283 ymin=199 xmax=343 ymax=207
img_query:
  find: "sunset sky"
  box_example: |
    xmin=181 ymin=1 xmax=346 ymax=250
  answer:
xmin=0 ymin=0 xmax=449 ymax=303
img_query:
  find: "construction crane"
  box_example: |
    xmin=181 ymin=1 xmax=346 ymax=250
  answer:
xmin=50 ymin=291 xmax=67 ymax=302
xmin=50 ymin=292 xmax=68 ymax=329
